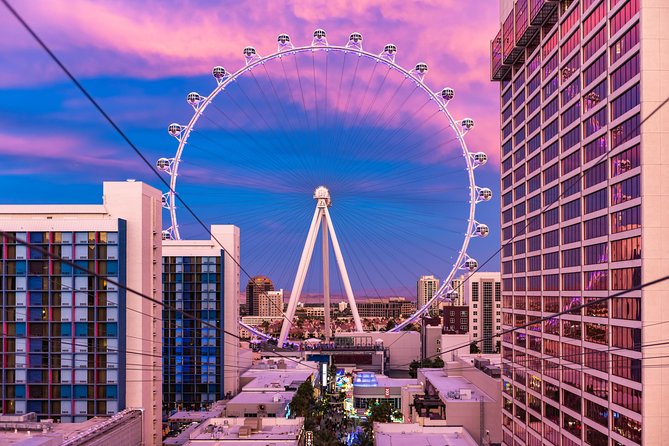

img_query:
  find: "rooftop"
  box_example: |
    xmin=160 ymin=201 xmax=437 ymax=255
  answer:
xmin=373 ymin=423 xmax=477 ymax=446
xmin=185 ymin=417 xmax=303 ymax=445
xmin=241 ymin=367 xmax=314 ymax=392
xmin=169 ymin=401 xmax=227 ymax=423
xmin=227 ymin=390 xmax=295 ymax=405
xmin=0 ymin=409 xmax=142 ymax=446
xmin=418 ymin=369 xmax=495 ymax=403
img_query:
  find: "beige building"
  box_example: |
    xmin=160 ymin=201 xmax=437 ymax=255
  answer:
xmin=413 ymin=356 xmax=502 ymax=445
xmin=258 ymin=289 xmax=284 ymax=317
xmin=491 ymin=0 xmax=669 ymax=444
xmin=417 ymin=275 xmax=441 ymax=315
xmin=0 ymin=181 xmax=162 ymax=444
xmin=462 ymin=272 xmax=502 ymax=353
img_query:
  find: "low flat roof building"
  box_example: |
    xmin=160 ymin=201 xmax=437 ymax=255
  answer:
xmin=184 ymin=417 xmax=304 ymax=445
xmin=413 ymin=357 xmax=502 ymax=445
xmin=373 ymin=423 xmax=477 ymax=446
xmin=352 ymin=373 xmax=417 ymax=417
xmin=0 ymin=409 xmax=143 ymax=446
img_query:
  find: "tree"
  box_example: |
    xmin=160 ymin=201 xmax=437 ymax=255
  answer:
xmin=289 ymin=380 xmax=316 ymax=418
xmin=495 ymin=340 xmax=501 ymax=353
xmin=384 ymin=318 xmax=396 ymax=331
xmin=469 ymin=341 xmax=481 ymax=354
xmin=432 ymin=356 xmax=444 ymax=368
xmin=367 ymin=401 xmax=398 ymax=424
xmin=408 ymin=360 xmax=421 ymax=378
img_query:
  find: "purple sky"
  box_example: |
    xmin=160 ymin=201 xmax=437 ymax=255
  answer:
xmin=0 ymin=0 xmax=502 ymax=297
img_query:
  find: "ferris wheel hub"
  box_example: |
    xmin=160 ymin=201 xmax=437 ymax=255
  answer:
xmin=313 ymin=186 xmax=332 ymax=207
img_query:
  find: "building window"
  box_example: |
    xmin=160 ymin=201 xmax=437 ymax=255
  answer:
xmin=611 ymin=174 xmax=640 ymax=205
xmin=611 ymin=22 xmax=639 ymax=65
xmin=611 ymin=144 xmax=640 ymax=177
xmin=584 ymin=242 xmax=608 ymax=265
xmin=611 ymin=205 xmax=641 ymax=233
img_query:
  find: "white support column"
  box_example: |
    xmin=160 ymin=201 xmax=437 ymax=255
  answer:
xmin=278 ymin=206 xmax=322 ymax=346
xmin=322 ymin=213 xmax=331 ymax=341
xmin=324 ymin=206 xmax=364 ymax=332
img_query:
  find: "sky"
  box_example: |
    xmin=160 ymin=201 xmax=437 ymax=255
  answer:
xmin=0 ymin=0 xmax=502 ymax=298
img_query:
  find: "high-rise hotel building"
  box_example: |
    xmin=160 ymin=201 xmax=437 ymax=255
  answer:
xmin=162 ymin=225 xmax=240 ymax=410
xmin=491 ymin=0 xmax=669 ymax=445
xmin=417 ymin=275 xmax=441 ymax=316
xmin=0 ymin=181 xmax=162 ymax=444
xmin=462 ymin=272 xmax=503 ymax=354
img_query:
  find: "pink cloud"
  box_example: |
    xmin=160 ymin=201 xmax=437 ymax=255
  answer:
xmin=2 ymin=0 xmax=501 ymax=163
xmin=0 ymin=131 xmax=139 ymax=172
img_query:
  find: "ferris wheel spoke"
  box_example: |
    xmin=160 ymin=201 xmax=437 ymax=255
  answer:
xmin=203 ymin=101 xmax=311 ymax=185
xmin=342 ymin=66 xmax=394 ymax=162
xmin=221 ymin=83 xmax=301 ymax=172
xmin=258 ymin=63 xmax=313 ymax=176
xmin=329 ymin=54 xmax=361 ymax=163
xmin=161 ymin=38 xmax=486 ymax=340
xmin=246 ymin=68 xmax=311 ymax=175
xmin=346 ymin=76 xmax=413 ymax=169
xmin=334 ymin=210 xmax=419 ymax=297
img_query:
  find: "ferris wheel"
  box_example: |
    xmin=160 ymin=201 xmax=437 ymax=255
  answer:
xmin=158 ymin=29 xmax=492 ymax=342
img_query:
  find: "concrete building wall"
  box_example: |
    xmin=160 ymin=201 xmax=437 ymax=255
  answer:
xmin=639 ymin=0 xmax=669 ymax=443
xmin=492 ymin=0 xmax=667 ymax=444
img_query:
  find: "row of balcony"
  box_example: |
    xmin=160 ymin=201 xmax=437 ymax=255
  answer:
xmin=491 ymin=0 xmax=560 ymax=80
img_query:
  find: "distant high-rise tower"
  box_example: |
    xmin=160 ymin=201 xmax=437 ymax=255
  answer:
xmin=462 ymin=272 xmax=502 ymax=353
xmin=258 ymin=289 xmax=284 ymax=318
xmin=246 ymin=276 xmax=274 ymax=316
xmin=491 ymin=0 xmax=669 ymax=444
xmin=417 ymin=275 xmax=441 ymax=315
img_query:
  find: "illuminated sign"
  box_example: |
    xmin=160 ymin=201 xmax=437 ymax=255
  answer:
xmin=305 ymin=430 xmax=313 ymax=446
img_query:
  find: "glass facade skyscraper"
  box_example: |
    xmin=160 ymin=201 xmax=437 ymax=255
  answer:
xmin=0 ymin=228 xmax=126 ymax=420
xmin=492 ymin=0 xmax=669 ymax=445
xmin=162 ymin=225 xmax=241 ymax=410
xmin=162 ymin=254 xmax=224 ymax=410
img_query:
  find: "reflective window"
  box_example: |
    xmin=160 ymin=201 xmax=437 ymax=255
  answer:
xmin=612 ymin=383 xmax=641 ymax=413
xmin=611 ymin=83 xmax=640 ymax=121
xmin=611 ymin=267 xmax=641 ymax=290
xmin=611 ymin=236 xmax=641 ymax=261
xmin=611 ymin=144 xmax=640 ymax=177
xmin=583 ymin=53 xmax=607 ymax=88
xmin=611 ymin=22 xmax=639 ymax=65
xmin=610 ymin=0 xmax=639 ymax=36
xmin=611 ymin=205 xmax=641 ymax=233
xmin=611 ymin=53 xmax=639 ymax=92
xmin=583 ymin=78 xmax=607 ymax=113
xmin=612 ymin=325 xmax=641 ymax=351
xmin=585 ymin=215 xmax=608 ymax=239
xmin=562 ymin=223 xmax=581 ymax=244
xmin=584 ymin=188 xmax=607 ymax=214
xmin=583 ymin=161 xmax=607 ymax=188
xmin=584 ymin=270 xmax=608 ymax=290
xmin=611 ymin=174 xmax=640 ymax=205
xmin=584 ymin=242 xmax=608 ymax=265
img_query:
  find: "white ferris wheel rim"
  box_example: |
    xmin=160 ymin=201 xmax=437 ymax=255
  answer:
xmin=161 ymin=37 xmax=488 ymax=336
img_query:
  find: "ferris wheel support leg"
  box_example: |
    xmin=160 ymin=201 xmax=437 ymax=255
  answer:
xmin=324 ymin=207 xmax=364 ymax=332
xmin=278 ymin=206 xmax=323 ymax=346
xmin=322 ymin=214 xmax=332 ymax=341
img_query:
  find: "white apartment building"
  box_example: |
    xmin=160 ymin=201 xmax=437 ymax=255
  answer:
xmin=462 ymin=272 xmax=502 ymax=353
